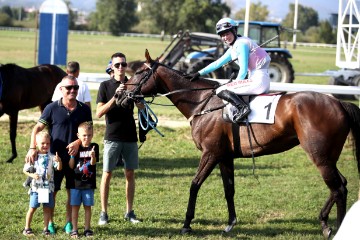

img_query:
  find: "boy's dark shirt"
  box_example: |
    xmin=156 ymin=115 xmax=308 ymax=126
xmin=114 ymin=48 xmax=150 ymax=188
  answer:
xmin=73 ymin=143 xmax=99 ymax=189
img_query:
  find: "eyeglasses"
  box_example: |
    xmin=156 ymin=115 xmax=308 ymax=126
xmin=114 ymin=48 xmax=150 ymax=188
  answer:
xmin=63 ymin=85 xmax=79 ymax=90
xmin=114 ymin=62 xmax=128 ymax=68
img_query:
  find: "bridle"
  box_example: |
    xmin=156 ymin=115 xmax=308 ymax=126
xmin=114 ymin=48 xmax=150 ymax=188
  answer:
xmin=124 ymin=61 xmax=160 ymax=102
xmin=125 ymin=61 xmax=219 ymax=103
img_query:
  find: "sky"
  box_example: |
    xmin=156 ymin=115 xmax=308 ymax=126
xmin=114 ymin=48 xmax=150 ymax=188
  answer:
xmin=0 ymin=0 xmax=342 ymax=21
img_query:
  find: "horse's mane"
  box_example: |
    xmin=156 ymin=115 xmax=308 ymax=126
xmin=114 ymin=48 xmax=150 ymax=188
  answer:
xmin=154 ymin=61 xmax=220 ymax=88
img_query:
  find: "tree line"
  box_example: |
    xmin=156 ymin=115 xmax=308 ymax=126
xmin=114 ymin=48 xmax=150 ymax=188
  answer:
xmin=0 ymin=0 xmax=336 ymax=44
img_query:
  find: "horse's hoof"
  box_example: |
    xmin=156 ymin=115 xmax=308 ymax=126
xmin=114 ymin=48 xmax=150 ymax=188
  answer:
xmin=223 ymin=220 xmax=237 ymax=233
xmin=180 ymin=227 xmax=192 ymax=235
xmin=322 ymin=227 xmax=332 ymax=239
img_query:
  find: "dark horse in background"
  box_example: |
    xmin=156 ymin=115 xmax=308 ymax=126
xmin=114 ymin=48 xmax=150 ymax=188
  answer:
xmin=0 ymin=64 xmax=66 ymax=163
xmin=122 ymin=50 xmax=360 ymax=239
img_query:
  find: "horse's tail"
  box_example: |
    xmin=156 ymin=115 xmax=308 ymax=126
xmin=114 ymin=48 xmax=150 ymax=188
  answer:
xmin=340 ymin=101 xmax=360 ymax=174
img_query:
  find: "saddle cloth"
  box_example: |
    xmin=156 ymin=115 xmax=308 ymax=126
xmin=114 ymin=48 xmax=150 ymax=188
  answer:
xmin=223 ymin=94 xmax=282 ymax=124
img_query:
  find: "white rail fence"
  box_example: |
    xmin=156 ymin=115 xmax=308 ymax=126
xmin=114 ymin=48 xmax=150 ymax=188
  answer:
xmin=79 ymin=73 xmax=360 ymax=99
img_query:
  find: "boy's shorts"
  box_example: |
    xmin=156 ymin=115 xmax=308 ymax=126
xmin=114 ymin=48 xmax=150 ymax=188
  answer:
xmin=70 ymin=189 xmax=94 ymax=206
xmin=29 ymin=191 xmax=54 ymax=208
xmin=103 ymin=140 xmax=139 ymax=172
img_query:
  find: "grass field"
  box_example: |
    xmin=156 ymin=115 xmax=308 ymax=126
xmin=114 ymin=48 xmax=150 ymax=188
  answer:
xmin=0 ymin=30 xmax=337 ymax=84
xmin=0 ymin=122 xmax=359 ymax=239
xmin=0 ymin=30 xmax=359 ymax=239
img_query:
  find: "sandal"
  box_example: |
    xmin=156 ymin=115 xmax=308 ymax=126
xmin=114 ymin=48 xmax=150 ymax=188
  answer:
xmin=84 ymin=229 xmax=94 ymax=237
xmin=70 ymin=230 xmax=79 ymax=239
xmin=42 ymin=229 xmax=50 ymax=236
xmin=22 ymin=228 xmax=34 ymax=236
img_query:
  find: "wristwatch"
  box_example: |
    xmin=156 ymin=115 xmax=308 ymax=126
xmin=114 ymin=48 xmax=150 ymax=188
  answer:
xmin=114 ymin=93 xmax=119 ymax=99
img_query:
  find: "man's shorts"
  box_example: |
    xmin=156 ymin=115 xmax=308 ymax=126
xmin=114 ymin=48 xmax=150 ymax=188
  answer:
xmin=29 ymin=191 xmax=54 ymax=208
xmin=70 ymin=189 xmax=94 ymax=206
xmin=103 ymin=140 xmax=139 ymax=172
xmin=54 ymin=164 xmax=75 ymax=191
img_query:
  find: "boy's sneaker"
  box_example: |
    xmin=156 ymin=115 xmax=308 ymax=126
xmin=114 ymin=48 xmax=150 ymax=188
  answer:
xmin=98 ymin=211 xmax=109 ymax=225
xmin=64 ymin=221 xmax=73 ymax=234
xmin=124 ymin=210 xmax=141 ymax=224
xmin=48 ymin=222 xmax=56 ymax=234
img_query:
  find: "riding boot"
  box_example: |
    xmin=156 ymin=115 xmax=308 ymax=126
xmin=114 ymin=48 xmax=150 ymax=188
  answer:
xmin=217 ymin=90 xmax=251 ymax=123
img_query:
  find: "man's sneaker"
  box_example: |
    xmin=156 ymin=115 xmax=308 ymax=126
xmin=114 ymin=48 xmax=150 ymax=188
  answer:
xmin=64 ymin=221 xmax=72 ymax=234
xmin=98 ymin=211 xmax=109 ymax=225
xmin=48 ymin=222 xmax=56 ymax=234
xmin=124 ymin=210 xmax=141 ymax=224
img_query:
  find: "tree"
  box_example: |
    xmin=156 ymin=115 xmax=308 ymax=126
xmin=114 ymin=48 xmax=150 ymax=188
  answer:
xmin=136 ymin=0 xmax=183 ymax=34
xmin=137 ymin=0 xmax=230 ymax=34
xmin=233 ymin=1 xmax=269 ymax=21
xmin=318 ymin=20 xmax=336 ymax=44
xmin=89 ymin=0 xmax=138 ymax=35
xmin=0 ymin=12 xmax=12 ymax=26
xmin=1 ymin=6 xmax=13 ymax=18
xmin=282 ymin=3 xmax=318 ymax=33
xmin=177 ymin=0 xmax=230 ymax=33
xmin=64 ymin=0 xmax=76 ymax=30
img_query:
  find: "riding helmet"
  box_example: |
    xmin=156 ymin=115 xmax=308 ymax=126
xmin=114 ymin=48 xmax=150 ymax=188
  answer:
xmin=216 ymin=18 xmax=238 ymax=35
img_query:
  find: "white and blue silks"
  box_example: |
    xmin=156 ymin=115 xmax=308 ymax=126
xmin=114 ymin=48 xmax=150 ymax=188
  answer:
xmin=199 ymin=36 xmax=271 ymax=95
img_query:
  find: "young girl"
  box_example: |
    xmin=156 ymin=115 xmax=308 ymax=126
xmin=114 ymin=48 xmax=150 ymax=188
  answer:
xmin=22 ymin=131 xmax=62 ymax=236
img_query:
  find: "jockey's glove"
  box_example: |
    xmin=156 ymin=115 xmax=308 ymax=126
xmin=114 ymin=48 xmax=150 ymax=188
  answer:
xmin=189 ymin=72 xmax=200 ymax=82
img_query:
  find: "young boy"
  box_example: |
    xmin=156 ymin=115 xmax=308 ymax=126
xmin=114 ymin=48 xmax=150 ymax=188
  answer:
xmin=23 ymin=131 xmax=62 ymax=236
xmin=69 ymin=122 xmax=99 ymax=238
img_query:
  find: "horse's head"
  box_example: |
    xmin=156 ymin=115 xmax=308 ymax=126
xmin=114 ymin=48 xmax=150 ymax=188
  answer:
xmin=116 ymin=49 xmax=160 ymax=107
xmin=117 ymin=49 xmax=220 ymax=119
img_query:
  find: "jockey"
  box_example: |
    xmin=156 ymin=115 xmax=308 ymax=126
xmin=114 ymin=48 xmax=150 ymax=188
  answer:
xmin=189 ymin=17 xmax=271 ymax=123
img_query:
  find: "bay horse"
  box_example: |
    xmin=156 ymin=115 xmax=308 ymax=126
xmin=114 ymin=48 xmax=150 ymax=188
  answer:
xmin=0 ymin=63 xmax=66 ymax=163
xmin=123 ymin=50 xmax=360 ymax=239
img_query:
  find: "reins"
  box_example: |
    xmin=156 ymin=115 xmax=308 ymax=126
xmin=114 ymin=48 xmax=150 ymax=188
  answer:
xmin=128 ymin=61 xmax=258 ymax=179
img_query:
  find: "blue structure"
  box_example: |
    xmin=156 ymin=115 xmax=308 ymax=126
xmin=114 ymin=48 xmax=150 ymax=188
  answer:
xmin=38 ymin=0 xmax=69 ymax=65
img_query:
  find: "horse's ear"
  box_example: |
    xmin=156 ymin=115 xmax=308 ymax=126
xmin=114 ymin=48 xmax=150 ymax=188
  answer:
xmin=145 ymin=49 xmax=152 ymax=63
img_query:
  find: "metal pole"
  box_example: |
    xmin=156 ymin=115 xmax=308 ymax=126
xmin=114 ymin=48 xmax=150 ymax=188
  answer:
xmin=244 ymin=0 xmax=250 ymax=37
xmin=34 ymin=10 xmax=38 ymax=66
xmin=292 ymin=0 xmax=298 ymax=49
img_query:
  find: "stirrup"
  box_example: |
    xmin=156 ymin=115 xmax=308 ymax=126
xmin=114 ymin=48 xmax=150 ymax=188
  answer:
xmin=233 ymin=108 xmax=251 ymax=123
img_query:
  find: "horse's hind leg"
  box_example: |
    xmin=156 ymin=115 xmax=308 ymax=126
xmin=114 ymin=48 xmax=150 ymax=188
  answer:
xmin=6 ymin=112 xmax=18 ymax=163
xmin=219 ymin=160 xmax=237 ymax=233
xmin=318 ymin=167 xmax=347 ymax=239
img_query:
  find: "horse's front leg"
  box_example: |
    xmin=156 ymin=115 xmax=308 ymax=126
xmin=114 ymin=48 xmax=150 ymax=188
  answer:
xmin=181 ymin=151 xmax=218 ymax=234
xmin=219 ymin=159 xmax=237 ymax=233
xmin=7 ymin=112 xmax=18 ymax=163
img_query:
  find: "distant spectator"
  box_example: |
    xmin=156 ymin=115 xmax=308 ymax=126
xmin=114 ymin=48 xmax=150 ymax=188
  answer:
xmin=52 ymin=61 xmax=92 ymax=109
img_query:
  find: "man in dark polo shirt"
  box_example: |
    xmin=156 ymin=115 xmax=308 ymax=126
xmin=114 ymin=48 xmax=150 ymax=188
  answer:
xmin=96 ymin=52 xmax=144 ymax=225
xmin=26 ymin=75 xmax=92 ymax=234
